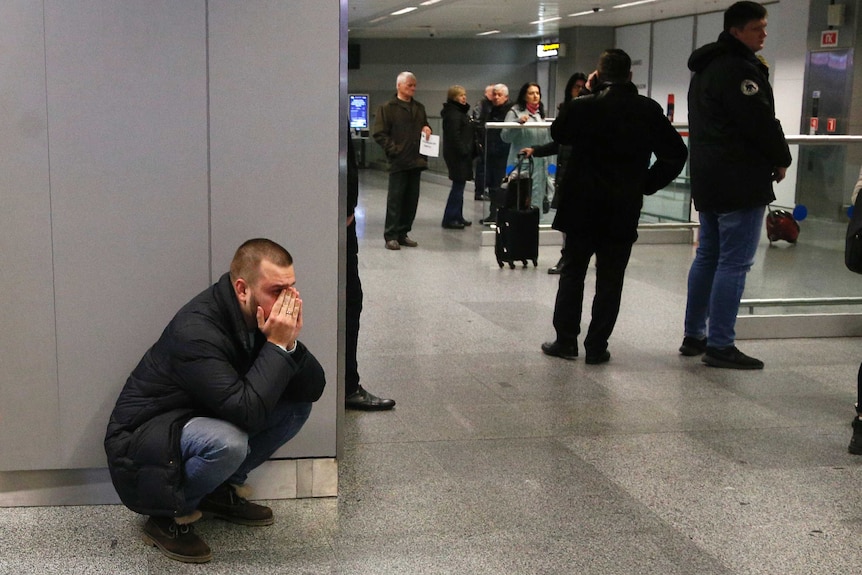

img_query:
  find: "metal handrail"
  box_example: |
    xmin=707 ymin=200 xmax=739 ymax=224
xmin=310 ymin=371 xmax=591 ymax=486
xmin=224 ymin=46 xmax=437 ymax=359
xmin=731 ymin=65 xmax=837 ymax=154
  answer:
xmin=740 ymin=297 xmax=862 ymax=314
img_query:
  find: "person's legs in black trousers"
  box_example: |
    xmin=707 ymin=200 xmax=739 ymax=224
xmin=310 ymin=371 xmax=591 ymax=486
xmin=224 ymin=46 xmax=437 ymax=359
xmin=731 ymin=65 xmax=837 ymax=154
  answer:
xmin=582 ymin=240 xmax=634 ymax=360
xmin=551 ymin=236 xmax=594 ymax=351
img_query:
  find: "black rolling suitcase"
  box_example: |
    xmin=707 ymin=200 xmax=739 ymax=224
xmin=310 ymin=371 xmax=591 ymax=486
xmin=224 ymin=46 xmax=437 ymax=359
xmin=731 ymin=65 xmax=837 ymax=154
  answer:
xmin=495 ymin=153 xmax=539 ymax=269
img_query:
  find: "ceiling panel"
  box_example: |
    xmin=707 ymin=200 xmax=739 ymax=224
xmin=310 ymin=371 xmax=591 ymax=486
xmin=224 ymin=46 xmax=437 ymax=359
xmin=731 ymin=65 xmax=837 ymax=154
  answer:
xmin=348 ymin=0 xmax=739 ymax=39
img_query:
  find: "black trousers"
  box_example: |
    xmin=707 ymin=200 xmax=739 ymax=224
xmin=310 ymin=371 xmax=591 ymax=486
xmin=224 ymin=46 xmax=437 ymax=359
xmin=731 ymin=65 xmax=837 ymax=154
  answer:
xmin=384 ymin=168 xmax=422 ymax=241
xmin=346 ymin=220 xmax=362 ymax=396
xmin=552 ymin=235 xmax=633 ymax=355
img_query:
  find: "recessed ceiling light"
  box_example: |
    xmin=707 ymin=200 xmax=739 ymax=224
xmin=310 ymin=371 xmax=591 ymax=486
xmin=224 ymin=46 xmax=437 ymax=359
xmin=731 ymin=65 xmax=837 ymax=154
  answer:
xmin=530 ymin=16 xmax=562 ymax=25
xmin=477 ymin=30 xmax=500 ymax=36
xmin=612 ymin=0 xmax=656 ymax=8
xmin=391 ymin=7 xmax=418 ymax=16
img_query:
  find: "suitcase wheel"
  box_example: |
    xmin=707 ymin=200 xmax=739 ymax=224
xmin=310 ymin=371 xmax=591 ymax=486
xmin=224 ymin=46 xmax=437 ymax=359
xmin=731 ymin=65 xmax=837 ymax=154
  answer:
xmin=532 ymin=259 xmax=538 ymax=267
xmin=521 ymin=260 xmax=528 ymax=268
xmin=508 ymin=262 xmax=515 ymax=269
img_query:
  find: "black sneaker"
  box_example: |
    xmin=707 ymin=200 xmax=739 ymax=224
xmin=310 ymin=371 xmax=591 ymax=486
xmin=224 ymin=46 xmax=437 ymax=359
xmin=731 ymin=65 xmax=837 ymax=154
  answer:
xmin=702 ymin=346 xmax=764 ymax=370
xmin=541 ymin=340 xmax=578 ymax=360
xmin=142 ymin=516 xmax=212 ymax=563
xmin=679 ymin=336 xmax=707 ymax=356
xmin=585 ymin=350 xmax=611 ymax=365
xmin=198 ymin=483 xmax=273 ymax=526
xmin=849 ymin=418 xmax=862 ymax=455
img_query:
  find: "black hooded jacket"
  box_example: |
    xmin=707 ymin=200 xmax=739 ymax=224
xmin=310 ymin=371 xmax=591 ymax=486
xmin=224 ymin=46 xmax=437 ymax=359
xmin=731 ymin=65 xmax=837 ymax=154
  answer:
xmin=550 ymin=81 xmax=688 ymax=242
xmin=687 ymin=31 xmax=791 ymax=212
xmin=104 ymin=273 xmax=326 ymax=517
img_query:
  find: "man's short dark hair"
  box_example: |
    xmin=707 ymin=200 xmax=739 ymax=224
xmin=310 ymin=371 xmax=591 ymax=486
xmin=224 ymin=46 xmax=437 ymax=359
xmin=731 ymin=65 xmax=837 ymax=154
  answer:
xmin=724 ymin=1 xmax=767 ymax=31
xmin=597 ymin=49 xmax=631 ymax=84
xmin=230 ymin=238 xmax=293 ymax=285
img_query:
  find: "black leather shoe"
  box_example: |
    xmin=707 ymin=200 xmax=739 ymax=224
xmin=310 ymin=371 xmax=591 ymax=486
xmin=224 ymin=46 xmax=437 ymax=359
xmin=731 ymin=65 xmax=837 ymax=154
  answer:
xmin=198 ymin=483 xmax=273 ymax=526
xmin=679 ymin=336 xmax=707 ymax=356
xmin=142 ymin=516 xmax=212 ymax=564
xmin=702 ymin=346 xmax=763 ymax=369
xmin=541 ymin=340 xmax=578 ymax=360
xmin=442 ymin=221 xmax=465 ymax=229
xmin=585 ymin=350 xmax=611 ymax=365
xmin=460 ymin=219 xmax=472 ymax=227
xmin=346 ymin=386 xmax=395 ymax=411
xmin=398 ymin=236 xmax=418 ymax=247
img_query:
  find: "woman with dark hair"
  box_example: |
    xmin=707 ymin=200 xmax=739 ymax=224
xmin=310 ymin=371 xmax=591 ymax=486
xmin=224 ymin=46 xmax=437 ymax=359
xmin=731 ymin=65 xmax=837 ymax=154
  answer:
xmin=440 ymin=85 xmax=475 ymax=229
xmin=522 ymin=72 xmax=588 ymax=273
xmin=501 ymin=82 xmax=553 ymax=211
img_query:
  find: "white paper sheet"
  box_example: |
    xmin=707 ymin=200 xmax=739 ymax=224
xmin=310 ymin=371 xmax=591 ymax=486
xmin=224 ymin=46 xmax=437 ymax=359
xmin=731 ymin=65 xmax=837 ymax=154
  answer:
xmin=419 ymin=134 xmax=440 ymax=157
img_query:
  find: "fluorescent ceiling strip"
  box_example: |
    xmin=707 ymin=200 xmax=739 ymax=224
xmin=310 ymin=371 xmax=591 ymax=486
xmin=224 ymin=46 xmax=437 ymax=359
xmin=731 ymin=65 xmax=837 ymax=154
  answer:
xmin=568 ymin=10 xmax=599 ymax=17
xmin=420 ymin=0 xmax=441 ymax=4
xmin=477 ymin=30 xmax=500 ymax=35
xmin=530 ymin=16 xmax=562 ymax=24
xmin=391 ymin=6 xmax=418 ymax=15
xmin=613 ymin=0 xmax=656 ymax=8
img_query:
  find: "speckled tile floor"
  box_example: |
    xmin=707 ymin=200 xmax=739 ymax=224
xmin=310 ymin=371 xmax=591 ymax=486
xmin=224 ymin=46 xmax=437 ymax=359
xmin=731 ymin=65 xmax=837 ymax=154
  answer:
xmin=2 ymin=169 xmax=862 ymax=574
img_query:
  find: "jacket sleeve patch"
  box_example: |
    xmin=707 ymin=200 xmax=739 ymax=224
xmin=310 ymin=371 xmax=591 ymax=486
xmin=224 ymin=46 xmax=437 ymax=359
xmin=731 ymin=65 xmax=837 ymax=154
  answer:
xmin=740 ymin=79 xmax=760 ymax=96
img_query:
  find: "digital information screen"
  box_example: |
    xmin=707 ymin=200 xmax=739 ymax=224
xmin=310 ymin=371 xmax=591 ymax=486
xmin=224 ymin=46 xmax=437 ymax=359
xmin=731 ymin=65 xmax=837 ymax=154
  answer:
xmin=349 ymin=94 xmax=370 ymax=130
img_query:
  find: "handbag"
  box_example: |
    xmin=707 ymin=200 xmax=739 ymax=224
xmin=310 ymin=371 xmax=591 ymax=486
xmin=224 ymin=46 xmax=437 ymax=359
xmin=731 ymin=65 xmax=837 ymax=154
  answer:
xmin=846 ymin=193 xmax=862 ymax=273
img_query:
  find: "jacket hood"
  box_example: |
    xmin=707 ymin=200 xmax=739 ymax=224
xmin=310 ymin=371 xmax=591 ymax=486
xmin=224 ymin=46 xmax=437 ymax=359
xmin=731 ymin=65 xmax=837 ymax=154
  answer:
xmin=688 ymin=31 xmax=752 ymax=73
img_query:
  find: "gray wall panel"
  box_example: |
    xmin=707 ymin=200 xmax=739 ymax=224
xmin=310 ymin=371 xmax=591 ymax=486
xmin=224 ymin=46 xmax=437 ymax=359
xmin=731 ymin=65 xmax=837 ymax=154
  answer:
xmin=44 ymin=0 xmax=210 ymax=467
xmin=0 ymin=1 xmax=61 ymax=470
xmin=208 ymin=0 xmax=340 ymax=457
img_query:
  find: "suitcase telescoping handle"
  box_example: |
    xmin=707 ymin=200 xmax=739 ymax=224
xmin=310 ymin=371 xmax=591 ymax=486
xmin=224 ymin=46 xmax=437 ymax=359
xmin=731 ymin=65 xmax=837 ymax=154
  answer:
xmin=515 ymin=151 xmax=534 ymax=178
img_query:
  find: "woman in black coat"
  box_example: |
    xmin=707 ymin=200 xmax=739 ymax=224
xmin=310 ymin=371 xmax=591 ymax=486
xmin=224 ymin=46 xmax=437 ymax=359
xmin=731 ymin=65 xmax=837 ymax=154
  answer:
xmin=440 ymin=85 xmax=475 ymax=229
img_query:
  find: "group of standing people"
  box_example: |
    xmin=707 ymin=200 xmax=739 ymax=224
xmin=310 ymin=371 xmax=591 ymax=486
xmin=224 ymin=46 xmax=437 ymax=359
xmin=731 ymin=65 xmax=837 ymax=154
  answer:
xmin=541 ymin=1 xmax=791 ymax=371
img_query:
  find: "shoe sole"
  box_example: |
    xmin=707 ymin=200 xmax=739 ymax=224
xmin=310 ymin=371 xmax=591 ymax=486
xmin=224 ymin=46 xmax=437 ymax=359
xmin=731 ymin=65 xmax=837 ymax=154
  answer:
xmin=200 ymin=511 xmax=274 ymax=526
xmin=585 ymin=353 xmax=610 ymax=365
xmin=701 ymin=357 xmax=763 ymax=370
xmin=142 ymin=533 xmax=212 ymax=564
xmin=541 ymin=349 xmax=577 ymax=361
xmin=345 ymin=403 xmax=396 ymax=411
xmin=849 ymin=443 xmax=862 ymax=455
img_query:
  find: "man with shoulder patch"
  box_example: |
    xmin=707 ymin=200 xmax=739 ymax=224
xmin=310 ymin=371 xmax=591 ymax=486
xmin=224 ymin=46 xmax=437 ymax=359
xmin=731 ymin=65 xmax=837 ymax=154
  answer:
xmin=679 ymin=1 xmax=791 ymax=369
xmin=105 ymin=238 xmax=326 ymax=563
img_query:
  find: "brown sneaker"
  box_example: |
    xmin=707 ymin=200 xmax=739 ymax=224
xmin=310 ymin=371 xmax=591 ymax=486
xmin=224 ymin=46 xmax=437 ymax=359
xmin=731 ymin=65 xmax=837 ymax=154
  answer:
xmin=142 ymin=515 xmax=212 ymax=563
xmin=198 ymin=483 xmax=274 ymax=526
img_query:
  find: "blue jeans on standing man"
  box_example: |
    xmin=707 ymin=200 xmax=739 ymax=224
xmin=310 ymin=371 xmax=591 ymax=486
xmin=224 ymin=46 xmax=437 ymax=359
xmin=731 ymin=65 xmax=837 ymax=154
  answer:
xmin=683 ymin=206 xmax=765 ymax=349
xmin=179 ymin=399 xmax=312 ymax=514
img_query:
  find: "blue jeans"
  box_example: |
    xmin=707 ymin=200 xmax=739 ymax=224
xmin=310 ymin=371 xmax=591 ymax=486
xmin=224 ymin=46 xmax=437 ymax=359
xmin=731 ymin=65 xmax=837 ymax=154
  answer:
xmin=684 ymin=206 xmax=764 ymax=348
xmin=442 ymin=180 xmax=466 ymax=224
xmin=179 ymin=400 xmax=312 ymax=513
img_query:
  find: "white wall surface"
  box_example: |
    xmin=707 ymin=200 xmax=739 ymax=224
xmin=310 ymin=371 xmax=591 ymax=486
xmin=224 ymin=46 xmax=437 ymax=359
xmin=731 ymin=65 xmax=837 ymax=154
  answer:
xmin=0 ymin=0 xmax=339 ymax=471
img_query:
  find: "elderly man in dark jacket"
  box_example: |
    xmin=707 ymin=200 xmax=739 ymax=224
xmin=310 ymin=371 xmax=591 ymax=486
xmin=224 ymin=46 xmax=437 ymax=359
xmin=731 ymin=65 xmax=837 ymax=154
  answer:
xmin=373 ymin=71 xmax=432 ymax=250
xmin=105 ymin=238 xmax=325 ymax=563
xmin=680 ymin=1 xmax=791 ymax=369
xmin=542 ymin=49 xmax=687 ymax=364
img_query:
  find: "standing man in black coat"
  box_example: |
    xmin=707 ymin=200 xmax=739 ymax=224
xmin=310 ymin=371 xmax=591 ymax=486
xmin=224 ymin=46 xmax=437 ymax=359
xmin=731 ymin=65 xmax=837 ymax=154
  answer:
xmin=680 ymin=1 xmax=791 ymax=369
xmin=479 ymin=83 xmax=512 ymax=225
xmin=345 ymin=132 xmax=397 ymax=411
xmin=542 ymin=49 xmax=688 ymax=364
xmin=105 ymin=238 xmax=326 ymax=563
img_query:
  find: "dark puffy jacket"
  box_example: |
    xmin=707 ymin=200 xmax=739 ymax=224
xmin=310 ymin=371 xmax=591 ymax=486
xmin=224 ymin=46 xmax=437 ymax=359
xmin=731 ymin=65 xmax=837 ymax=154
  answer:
xmin=104 ymin=273 xmax=325 ymax=517
xmin=372 ymin=96 xmax=430 ymax=173
xmin=687 ymin=32 xmax=791 ymax=212
xmin=441 ymin=99 xmax=475 ymax=182
xmin=551 ymin=81 xmax=688 ymax=242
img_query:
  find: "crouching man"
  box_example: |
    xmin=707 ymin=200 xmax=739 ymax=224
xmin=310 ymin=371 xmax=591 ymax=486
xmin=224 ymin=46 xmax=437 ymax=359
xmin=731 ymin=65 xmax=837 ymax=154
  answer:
xmin=105 ymin=238 xmax=325 ymax=563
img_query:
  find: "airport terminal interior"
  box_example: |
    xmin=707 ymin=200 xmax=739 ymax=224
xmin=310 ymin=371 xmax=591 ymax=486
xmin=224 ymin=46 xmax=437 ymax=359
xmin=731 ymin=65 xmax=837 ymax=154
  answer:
xmin=3 ymin=168 xmax=862 ymax=573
